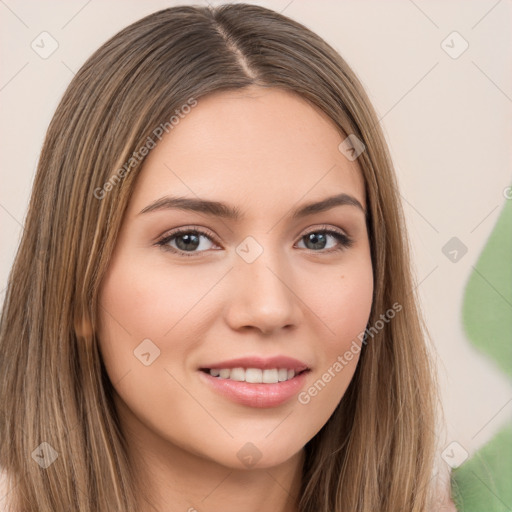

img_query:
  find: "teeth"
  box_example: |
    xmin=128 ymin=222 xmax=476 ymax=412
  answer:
xmin=230 ymin=367 xmax=245 ymax=381
xmin=262 ymin=369 xmax=278 ymax=383
xmin=208 ymin=367 xmax=299 ymax=383
xmin=219 ymin=369 xmax=230 ymax=379
xmin=246 ymin=368 xmax=262 ymax=383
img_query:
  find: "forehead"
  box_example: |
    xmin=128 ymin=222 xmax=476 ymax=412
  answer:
xmin=128 ymin=86 xmax=366 ymax=217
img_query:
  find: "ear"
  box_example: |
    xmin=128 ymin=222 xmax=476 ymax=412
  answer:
xmin=74 ymin=307 xmax=94 ymax=341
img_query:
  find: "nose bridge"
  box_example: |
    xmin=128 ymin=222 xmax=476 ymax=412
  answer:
xmin=226 ymin=235 xmax=301 ymax=333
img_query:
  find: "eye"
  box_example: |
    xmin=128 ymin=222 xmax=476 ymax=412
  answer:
xmin=296 ymin=226 xmax=353 ymax=253
xmin=156 ymin=225 xmax=354 ymax=258
xmin=156 ymin=227 xmax=219 ymax=257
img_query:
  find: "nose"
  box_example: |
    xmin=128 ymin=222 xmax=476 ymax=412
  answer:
xmin=224 ymin=247 xmax=302 ymax=335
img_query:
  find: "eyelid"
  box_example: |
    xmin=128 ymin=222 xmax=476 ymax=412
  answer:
xmin=296 ymin=223 xmax=350 ymax=241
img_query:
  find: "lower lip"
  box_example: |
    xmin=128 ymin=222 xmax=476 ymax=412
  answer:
xmin=198 ymin=370 xmax=309 ymax=408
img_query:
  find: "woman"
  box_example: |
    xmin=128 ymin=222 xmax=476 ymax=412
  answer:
xmin=0 ymin=4 xmax=456 ymax=511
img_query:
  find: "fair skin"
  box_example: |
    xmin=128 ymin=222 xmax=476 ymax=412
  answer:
xmin=97 ymin=86 xmax=374 ymax=512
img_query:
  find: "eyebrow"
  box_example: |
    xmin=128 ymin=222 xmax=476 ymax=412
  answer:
xmin=139 ymin=192 xmax=366 ymax=220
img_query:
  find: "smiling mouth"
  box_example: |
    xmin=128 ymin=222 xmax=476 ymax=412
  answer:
xmin=199 ymin=367 xmax=310 ymax=384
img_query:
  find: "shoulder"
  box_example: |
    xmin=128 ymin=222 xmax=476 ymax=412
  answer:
xmin=436 ymin=493 xmax=458 ymax=511
xmin=431 ymin=461 xmax=459 ymax=511
xmin=434 ymin=472 xmax=459 ymax=511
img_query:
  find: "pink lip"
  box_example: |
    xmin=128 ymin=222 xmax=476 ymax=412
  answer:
xmin=198 ymin=355 xmax=311 ymax=408
xmin=199 ymin=355 xmax=310 ymax=373
xmin=198 ymin=369 xmax=310 ymax=408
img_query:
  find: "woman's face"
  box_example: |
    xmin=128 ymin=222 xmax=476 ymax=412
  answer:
xmin=97 ymin=86 xmax=373 ymax=470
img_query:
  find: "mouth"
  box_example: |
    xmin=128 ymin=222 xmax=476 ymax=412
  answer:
xmin=197 ymin=356 xmax=311 ymax=408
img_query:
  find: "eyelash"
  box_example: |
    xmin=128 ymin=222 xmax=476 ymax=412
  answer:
xmin=155 ymin=225 xmax=354 ymax=258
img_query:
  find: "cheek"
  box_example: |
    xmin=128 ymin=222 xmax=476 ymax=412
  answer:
xmin=95 ymin=257 xmax=187 ymax=395
xmin=305 ymin=254 xmax=374 ymax=353
xmin=97 ymin=254 xmax=223 ymax=349
xmin=333 ymin=272 xmax=373 ymax=337
xmin=96 ymin=254 xmax=225 ymax=402
xmin=293 ymin=255 xmax=373 ymax=414
xmin=95 ymin=257 xmax=204 ymax=444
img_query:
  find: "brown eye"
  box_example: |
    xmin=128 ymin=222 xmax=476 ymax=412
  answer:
xmin=156 ymin=228 xmax=218 ymax=257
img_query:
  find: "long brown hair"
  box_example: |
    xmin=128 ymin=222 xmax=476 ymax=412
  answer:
xmin=0 ymin=4 xmax=440 ymax=511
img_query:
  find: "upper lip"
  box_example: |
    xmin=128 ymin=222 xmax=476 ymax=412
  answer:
xmin=199 ymin=355 xmax=310 ymax=373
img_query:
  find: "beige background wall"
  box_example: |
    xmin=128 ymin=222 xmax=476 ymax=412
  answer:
xmin=1 ymin=0 xmax=511 ymax=461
